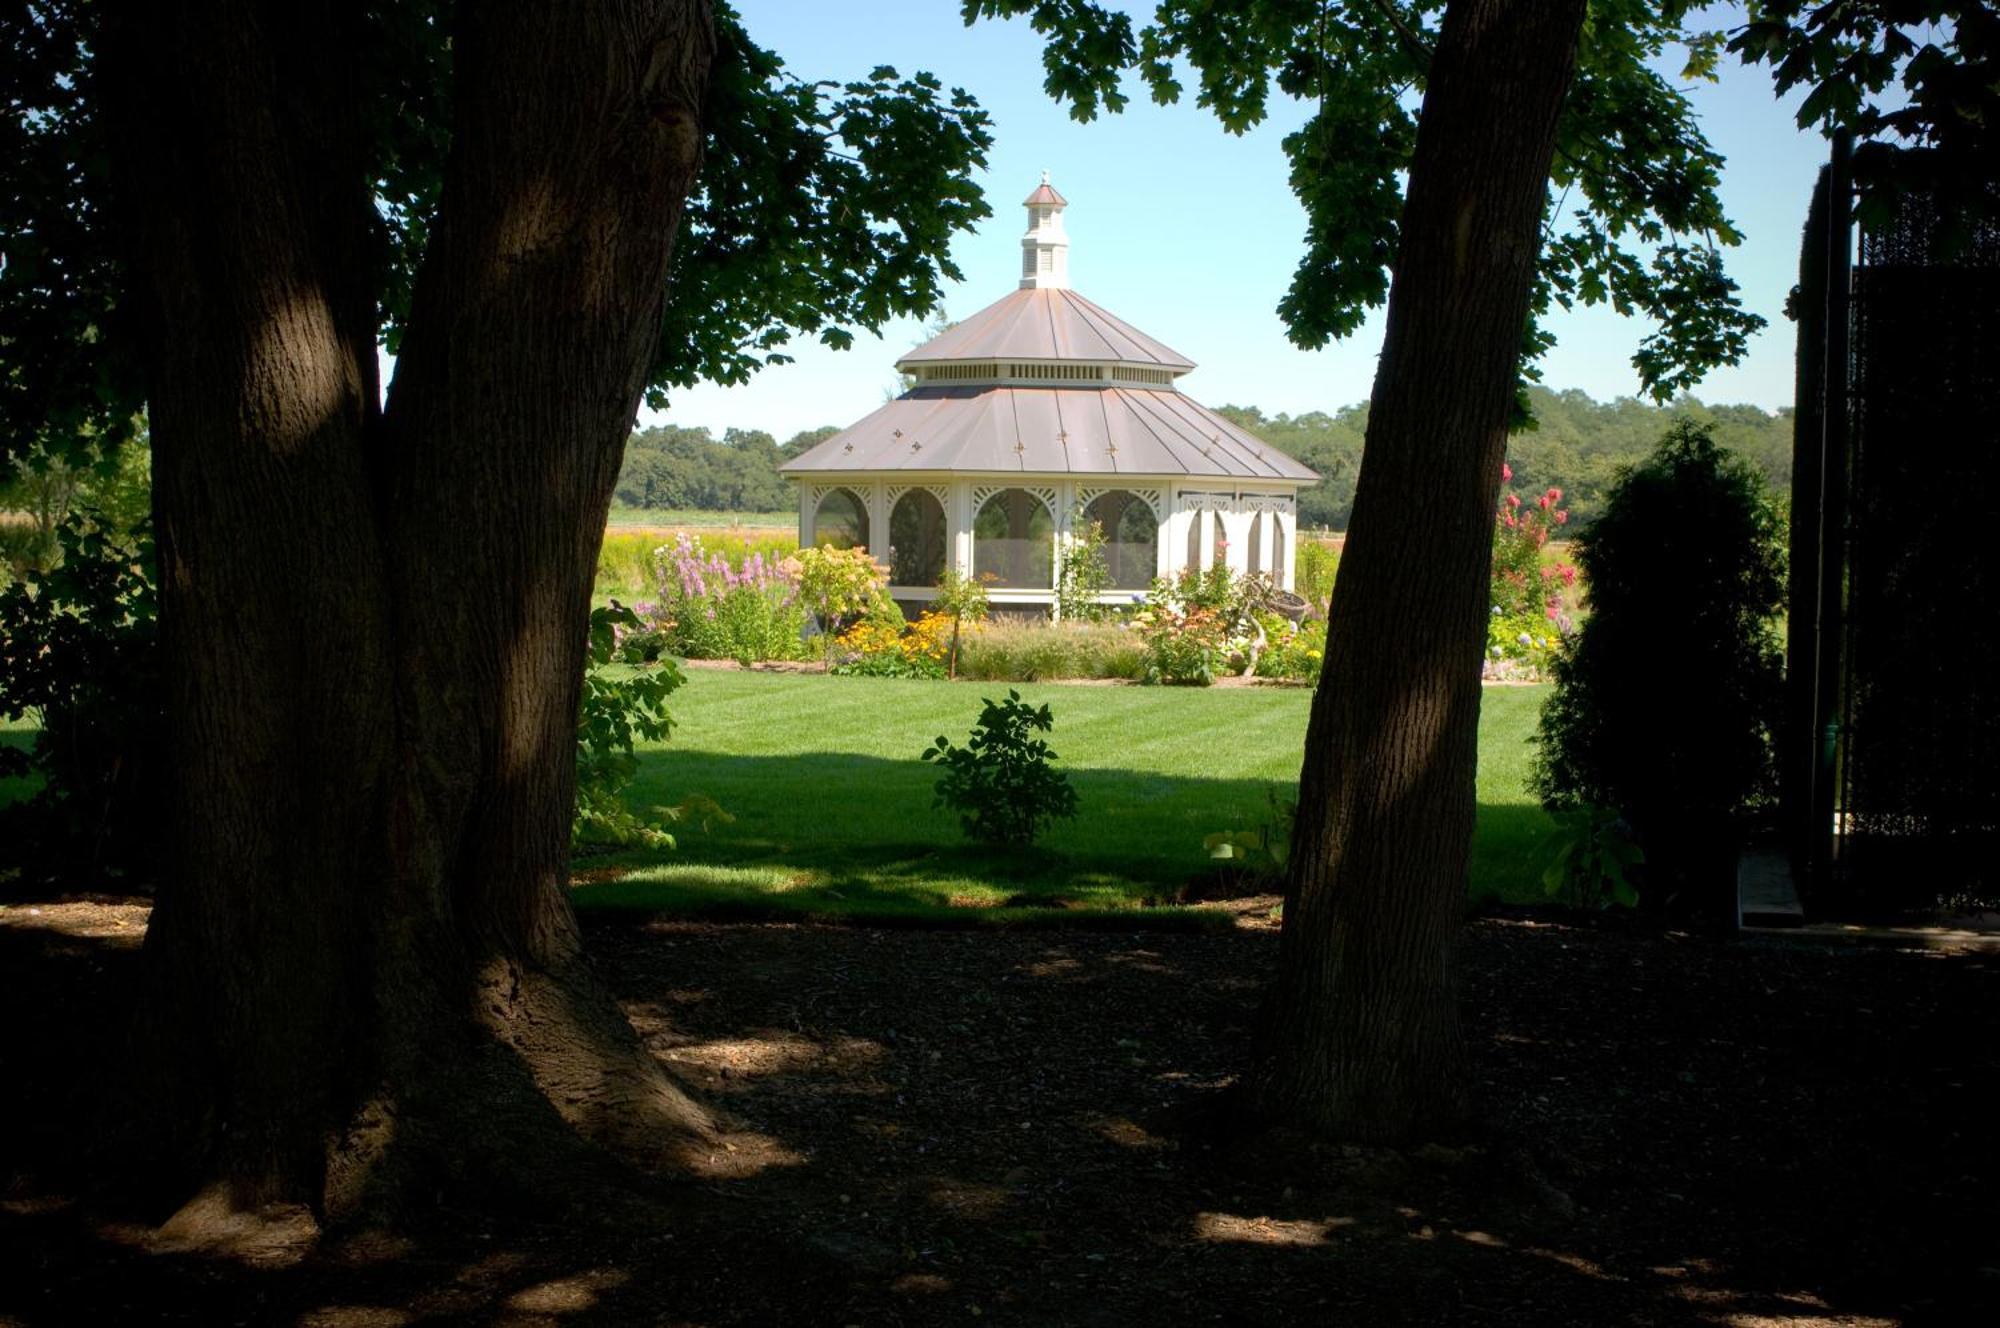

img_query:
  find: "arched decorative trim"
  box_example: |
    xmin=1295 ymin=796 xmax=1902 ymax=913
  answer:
xmin=886 ymin=482 xmax=949 ymax=509
xmin=1239 ymin=492 xmax=1296 ymax=515
xmin=971 ymin=483 xmax=1057 ymax=518
xmin=810 ymin=484 xmax=871 ymax=551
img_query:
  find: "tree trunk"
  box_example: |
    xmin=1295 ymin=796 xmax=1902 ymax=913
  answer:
xmin=105 ymin=0 xmax=717 ymax=1237
xmin=1243 ymin=0 xmax=1588 ymax=1143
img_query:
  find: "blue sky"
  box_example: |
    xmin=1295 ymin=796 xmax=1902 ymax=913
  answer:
xmin=653 ymin=2 xmax=1826 ymax=440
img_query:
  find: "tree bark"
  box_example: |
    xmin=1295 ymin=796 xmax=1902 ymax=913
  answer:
xmin=1243 ymin=0 xmax=1588 ymax=1143
xmin=106 ymin=0 xmax=717 ymax=1236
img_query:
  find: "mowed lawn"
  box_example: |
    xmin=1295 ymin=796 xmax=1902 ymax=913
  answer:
xmin=576 ymin=670 xmax=1556 ymax=926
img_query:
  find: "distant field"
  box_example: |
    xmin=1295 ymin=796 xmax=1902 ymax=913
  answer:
xmin=607 ymin=506 xmax=795 ymax=531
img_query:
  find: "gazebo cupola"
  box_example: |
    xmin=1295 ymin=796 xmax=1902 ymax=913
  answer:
xmin=780 ymin=177 xmax=1318 ymax=616
xmin=1021 ymin=171 xmax=1070 ymax=289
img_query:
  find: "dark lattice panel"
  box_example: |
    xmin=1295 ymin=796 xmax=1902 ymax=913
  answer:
xmin=1840 ymin=183 xmax=2000 ymax=909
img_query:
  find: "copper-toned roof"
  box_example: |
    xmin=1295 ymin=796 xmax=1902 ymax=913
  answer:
xmin=779 ymin=386 xmax=1318 ymax=482
xmin=896 ymin=288 xmax=1195 ymax=372
xmin=1023 ymin=180 xmax=1068 ymax=207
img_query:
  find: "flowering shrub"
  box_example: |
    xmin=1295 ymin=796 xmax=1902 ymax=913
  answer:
xmin=641 ymin=532 xmax=809 ymax=665
xmin=1253 ymin=615 xmax=1326 ymax=681
xmin=1489 ymin=463 xmax=1578 ymax=672
xmin=795 ymin=544 xmax=889 ymax=639
xmin=1137 ymin=567 xmax=1277 ymax=685
xmin=1138 ymin=571 xmax=1232 ymax=686
xmin=831 ymin=609 xmax=955 ymax=679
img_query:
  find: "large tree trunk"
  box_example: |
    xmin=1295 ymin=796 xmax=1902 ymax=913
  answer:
xmin=1243 ymin=0 xmax=1588 ymax=1143
xmin=106 ymin=0 xmax=716 ymax=1238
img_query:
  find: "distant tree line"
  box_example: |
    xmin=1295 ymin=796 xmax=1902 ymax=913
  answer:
xmin=612 ymin=387 xmax=1793 ymax=530
xmin=613 ymin=424 xmax=837 ymax=512
xmin=1215 ymin=386 xmax=1793 ymax=531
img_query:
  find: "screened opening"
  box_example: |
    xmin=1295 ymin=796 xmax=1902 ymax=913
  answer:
xmin=1214 ymin=514 xmax=1229 ymax=569
xmin=889 ymin=489 xmax=947 ymax=587
xmin=973 ymin=489 xmax=1055 ymax=589
xmin=1274 ymin=522 xmax=1288 ymax=588
xmin=1248 ymin=511 xmax=1265 ymax=576
xmin=1083 ymin=490 xmax=1159 ymax=590
xmin=1185 ymin=509 xmax=1203 ymax=573
xmin=813 ymin=487 xmax=869 ymax=551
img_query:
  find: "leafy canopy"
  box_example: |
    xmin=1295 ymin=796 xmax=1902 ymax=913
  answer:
xmin=1731 ymin=2 xmax=2000 ymax=238
xmin=0 ymin=0 xmax=994 ymax=482
xmin=964 ymin=0 xmax=1763 ymax=403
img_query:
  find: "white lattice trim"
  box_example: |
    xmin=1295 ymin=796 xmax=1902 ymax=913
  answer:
xmin=1239 ymin=493 xmax=1296 ymax=515
xmin=886 ymin=483 xmax=949 ymax=512
xmin=1177 ymin=490 xmax=1234 ymax=514
xmin=808 ymin=482 xmax=871 ymax=509
xmin=1076 ymin=485 xmax=1165 ymax=520
xmin=970 ymin=483 xmax=1058 ymax=517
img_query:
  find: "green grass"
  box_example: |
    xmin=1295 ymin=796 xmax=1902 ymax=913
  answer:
xmin=575 ymin=671 xmax=1556 ymax=927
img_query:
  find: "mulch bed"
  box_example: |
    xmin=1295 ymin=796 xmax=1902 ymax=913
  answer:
xmin=2 ymin=901 xmax=1996 ymax=1326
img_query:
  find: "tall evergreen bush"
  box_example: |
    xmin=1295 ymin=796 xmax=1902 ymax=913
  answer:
xmin=1532 ymin=421 xmax=1785 ymax=920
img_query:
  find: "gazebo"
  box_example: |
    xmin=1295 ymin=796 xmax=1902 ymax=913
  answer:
xmin=779 ymin=175 xmax=1318 ymax=616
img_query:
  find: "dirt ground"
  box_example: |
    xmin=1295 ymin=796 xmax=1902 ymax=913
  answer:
xmin=2 ymin=899 xmax=1996 ymax=1326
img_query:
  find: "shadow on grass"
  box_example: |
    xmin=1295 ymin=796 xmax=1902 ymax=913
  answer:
xmin=578 ymin=750 xmax=1558 ymax=927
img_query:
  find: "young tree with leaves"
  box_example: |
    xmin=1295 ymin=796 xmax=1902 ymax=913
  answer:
xmin=971 ymin=0 xmax=1760 ymax=1140
xmin=2 ymin=0 xmax=989 ymax=1236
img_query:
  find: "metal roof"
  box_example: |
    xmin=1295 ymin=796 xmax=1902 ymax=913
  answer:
xmin=779 ymin=385 xmax=1318 ymax=482
xmin=896 ymin=288 xmax=1196 ymax=373
xmin=1024 ymin=180 xmax=1068 ymax=207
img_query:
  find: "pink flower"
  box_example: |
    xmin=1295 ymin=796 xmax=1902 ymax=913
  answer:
xmin=1545 ymin=487 xmax=1562 ymax=504
xmin=1505 ymin=494 xmax=1521 ymax=509
xmin=1502 ymin=463 xmax=1513 ymax=482
xmin=1554 ymin=510 xmax=1569 ymax=525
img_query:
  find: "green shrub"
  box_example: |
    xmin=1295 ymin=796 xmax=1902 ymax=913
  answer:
xmin=0 ymin=514 xmax=165 ymax=888
xmin=1055 ymin=513 xmax=1112 ymax=622
xmin=934 ymin=568 xmax=992 ymax=679
xmin=921 ymin=690 xmax=1079 ymax=846
xmin=576 ymin=604 xmax=683 ymax=848
xmin=1531 ymin=421 xmax=1785 ymax=920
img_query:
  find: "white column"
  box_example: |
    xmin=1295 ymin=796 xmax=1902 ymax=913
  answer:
xmin=1219 ymin=507 xmax=1254 ymax=576
xmin=867 ymin=481 xmax=891 ymax=564
xmin=950 ymin=481 xmax=974 ymax=577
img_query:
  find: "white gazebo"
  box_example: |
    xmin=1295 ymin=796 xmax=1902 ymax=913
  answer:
xmin=780 ymin=175 xmax=1318 ymax=615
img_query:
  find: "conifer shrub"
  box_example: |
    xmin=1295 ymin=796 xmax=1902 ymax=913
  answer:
xmin=1531 ymin=421 xmax=1785 ymax=920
